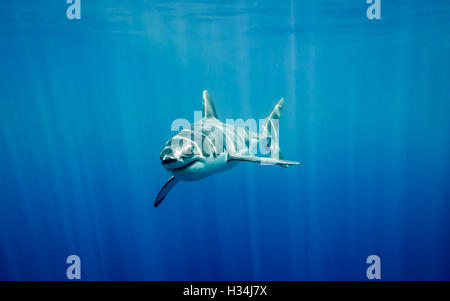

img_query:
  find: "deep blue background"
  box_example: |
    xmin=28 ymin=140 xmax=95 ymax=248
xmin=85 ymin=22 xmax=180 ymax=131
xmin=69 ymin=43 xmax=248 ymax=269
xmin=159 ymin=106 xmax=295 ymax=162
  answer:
xmin=0 ymin=0 xmax=449 ymax=280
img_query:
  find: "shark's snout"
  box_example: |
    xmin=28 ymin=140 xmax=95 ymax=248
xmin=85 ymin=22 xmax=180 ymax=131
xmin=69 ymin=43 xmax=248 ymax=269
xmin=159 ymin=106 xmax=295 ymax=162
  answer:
xmin=160 ymin=152 xmax=189 ymax=170
xmin=160 ymin=150 xmax=200 ymax=172
xmin=160 ymin=137 xmax=199 ymax=171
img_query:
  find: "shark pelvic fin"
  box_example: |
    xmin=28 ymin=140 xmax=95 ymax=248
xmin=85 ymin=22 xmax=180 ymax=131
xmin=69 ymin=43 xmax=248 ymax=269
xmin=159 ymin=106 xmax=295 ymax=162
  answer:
xmin=154 ymin=176 xmax=180 ymax=208
xmin=202 ymin=90 xmax=218 ymax=119
xmin=227 ymin=153 xmax=300 ymax=167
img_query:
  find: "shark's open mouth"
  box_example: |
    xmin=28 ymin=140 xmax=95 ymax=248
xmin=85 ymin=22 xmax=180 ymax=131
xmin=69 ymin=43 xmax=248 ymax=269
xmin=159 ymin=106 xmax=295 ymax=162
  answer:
xmin=166 ymin=159 xmax=199 ymax=171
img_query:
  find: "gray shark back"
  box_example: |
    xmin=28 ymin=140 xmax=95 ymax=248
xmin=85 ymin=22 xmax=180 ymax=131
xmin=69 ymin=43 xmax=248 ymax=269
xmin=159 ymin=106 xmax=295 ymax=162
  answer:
xmin=183 ymin=118 xmax=258 ymax=158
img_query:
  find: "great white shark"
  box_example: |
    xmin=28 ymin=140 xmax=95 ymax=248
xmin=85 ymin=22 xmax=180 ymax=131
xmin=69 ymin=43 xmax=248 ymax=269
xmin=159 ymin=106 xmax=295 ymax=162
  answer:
xmin=154 ymin=90 xmax=300 ymax=207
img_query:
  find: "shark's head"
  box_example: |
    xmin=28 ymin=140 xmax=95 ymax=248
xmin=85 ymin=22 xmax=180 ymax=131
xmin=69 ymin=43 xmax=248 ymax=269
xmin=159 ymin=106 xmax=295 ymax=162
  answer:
xmin=160 ymin=131 xmax=204 ymax=174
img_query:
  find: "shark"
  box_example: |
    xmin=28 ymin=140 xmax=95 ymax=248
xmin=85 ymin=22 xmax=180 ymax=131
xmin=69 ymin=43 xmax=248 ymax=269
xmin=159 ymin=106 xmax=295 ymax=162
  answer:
xmin=154 ymin=90 xmax=300 ymax=207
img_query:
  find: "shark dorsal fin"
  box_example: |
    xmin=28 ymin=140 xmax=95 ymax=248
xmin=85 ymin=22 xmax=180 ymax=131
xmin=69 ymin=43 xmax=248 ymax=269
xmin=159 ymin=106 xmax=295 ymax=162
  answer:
xmin=202 ymin=90 xmax=218 ymax=119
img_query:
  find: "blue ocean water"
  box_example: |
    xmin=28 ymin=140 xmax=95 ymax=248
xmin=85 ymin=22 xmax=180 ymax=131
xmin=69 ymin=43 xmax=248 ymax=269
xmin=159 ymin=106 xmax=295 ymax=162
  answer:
xmin=0 ymin=0 xmax=449 ymax=280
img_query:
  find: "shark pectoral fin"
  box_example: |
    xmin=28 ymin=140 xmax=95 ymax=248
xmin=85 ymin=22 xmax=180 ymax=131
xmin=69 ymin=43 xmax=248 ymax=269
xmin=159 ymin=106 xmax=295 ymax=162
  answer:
xmin=154 ymin=176 xmax=180 ymax=208
xmin=227 ymin=153 xmax=301 ymax=167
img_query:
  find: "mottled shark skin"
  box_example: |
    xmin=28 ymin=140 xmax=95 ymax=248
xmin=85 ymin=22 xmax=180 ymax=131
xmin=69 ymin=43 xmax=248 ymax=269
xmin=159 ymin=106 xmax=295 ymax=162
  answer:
xmin=154 ymin=90 xmax=300 ymax=207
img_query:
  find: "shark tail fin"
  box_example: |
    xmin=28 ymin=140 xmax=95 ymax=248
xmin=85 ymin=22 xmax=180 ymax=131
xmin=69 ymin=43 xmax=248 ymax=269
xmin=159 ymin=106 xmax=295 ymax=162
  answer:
xmin=261 ymin=97 xmax=288 ymax=166
xmin=267 ymin=97 xmax=284 ymax=121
